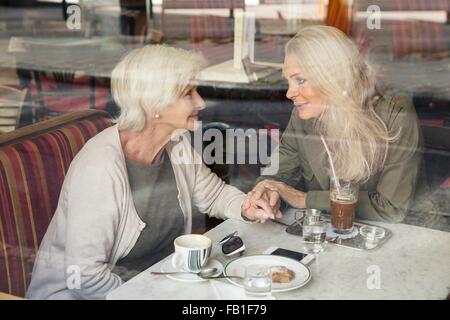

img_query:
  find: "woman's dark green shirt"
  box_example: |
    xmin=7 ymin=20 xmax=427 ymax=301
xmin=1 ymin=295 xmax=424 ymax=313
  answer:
xmin=258 ymin=95 xmax=423 ymax=223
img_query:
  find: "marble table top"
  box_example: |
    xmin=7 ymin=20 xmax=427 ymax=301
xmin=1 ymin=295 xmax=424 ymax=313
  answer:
xmin=107 ymin=209 xmax=450 ymax=300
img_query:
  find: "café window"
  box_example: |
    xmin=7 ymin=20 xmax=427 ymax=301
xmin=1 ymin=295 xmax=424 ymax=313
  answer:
xmin=0 ymin=0 xmax=449 ymax=301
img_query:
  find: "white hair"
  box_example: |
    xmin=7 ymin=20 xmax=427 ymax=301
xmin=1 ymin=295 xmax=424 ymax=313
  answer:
xmin=111 ymin=45 xmax=207 ymax=132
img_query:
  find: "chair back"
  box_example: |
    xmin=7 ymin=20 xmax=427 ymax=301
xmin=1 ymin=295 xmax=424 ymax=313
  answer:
xmin=0 ymin=86 xmax=27 ymax=133
xmin=325 ymin=0 xmax=353 ymax=35
xmin=23 ymin=40 xmax=105 ymax=119
xmin=161 ymin=0 xmax=245 ymax=39
xmin=0 ymin=110 xmax=112 ymax=297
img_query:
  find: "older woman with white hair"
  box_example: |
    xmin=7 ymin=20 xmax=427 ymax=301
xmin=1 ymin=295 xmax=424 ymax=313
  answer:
xmin=27 ymin=45 xmax=279 ymax=300
xmin=250 ymin=25 xmax=423 ymax=223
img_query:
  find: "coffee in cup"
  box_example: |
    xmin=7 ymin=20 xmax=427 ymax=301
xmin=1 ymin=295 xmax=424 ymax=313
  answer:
xmin=172 ymin=234 xmax=212 ymax=272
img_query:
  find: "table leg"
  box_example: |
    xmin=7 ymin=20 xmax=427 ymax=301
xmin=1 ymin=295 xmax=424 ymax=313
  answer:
xmin=32 ymin=71 xmax=45 ymax=120
xmin=62 ymin=0 xmax=68 ymax=20
xmin=89 ymin=76 xmax=96 ymax=109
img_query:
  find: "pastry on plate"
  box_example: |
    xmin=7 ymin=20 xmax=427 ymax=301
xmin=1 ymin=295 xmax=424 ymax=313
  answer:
xmin=271 ymin=266 xmax=295 ymax=283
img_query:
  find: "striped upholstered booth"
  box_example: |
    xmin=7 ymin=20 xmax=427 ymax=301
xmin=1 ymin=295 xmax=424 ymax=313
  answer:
xmin=0 ymin=110 xmax=111 ymax=297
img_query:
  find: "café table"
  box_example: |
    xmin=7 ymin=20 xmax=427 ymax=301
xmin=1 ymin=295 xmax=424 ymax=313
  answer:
xmin=0 ymin=292 xmax=24 ymax=300
xmin=107 ymin=209 xmax=450 ymax=300
xmin=10 ymin=37 xmax=131 ymax=79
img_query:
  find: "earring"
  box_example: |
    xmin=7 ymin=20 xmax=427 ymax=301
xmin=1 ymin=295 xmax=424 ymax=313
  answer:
xmin=154 ymin=113 xmax=160 ymax=119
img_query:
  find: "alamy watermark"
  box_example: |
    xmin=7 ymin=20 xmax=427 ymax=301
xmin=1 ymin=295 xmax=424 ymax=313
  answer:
xmin=170 ymin=122 xmax=280 ymax=175
xmin=366 ymin=265 xmax=381 ymax=290
xmin=66 ymin=265 xmax=81 ymax=290
xmin=66 ymin=5 xmax=81 ymax=30
xmin=366 ymin=5 xmax=381 ymax=30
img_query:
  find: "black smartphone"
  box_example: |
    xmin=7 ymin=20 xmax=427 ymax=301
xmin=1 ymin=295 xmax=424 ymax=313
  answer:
xmin=263 ymin=246 xmax=315 ymax=265
xmin=272 ymin=248 xmax=306 ymax=260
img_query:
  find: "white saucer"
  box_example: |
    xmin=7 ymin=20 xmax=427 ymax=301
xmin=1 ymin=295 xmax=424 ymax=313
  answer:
xmin=160 ymin=258 xmax=224 ymax=282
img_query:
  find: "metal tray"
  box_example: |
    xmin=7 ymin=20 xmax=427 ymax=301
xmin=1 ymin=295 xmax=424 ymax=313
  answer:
xmin=285 ymin=213 xmax=392 ymax=251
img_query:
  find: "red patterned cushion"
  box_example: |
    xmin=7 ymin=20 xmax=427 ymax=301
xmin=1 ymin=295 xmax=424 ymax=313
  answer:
xmin=441 ymin=177 xmax=450 ymax=189
xmin=191 ymin=15 xmax=230 ymax=43
xmin=392 ymin=0 xmax=449 ymax=59
xmin=392 ymin=20 xmax=448 ymax=60
xmin=29 ymin=75 xmax=110 ymax=113
xmin=0 ymin=113 xmax=111 ymax=297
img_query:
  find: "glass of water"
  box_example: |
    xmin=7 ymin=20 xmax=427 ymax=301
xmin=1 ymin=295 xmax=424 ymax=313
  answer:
xmin=243 ymin=264 xmax=272 ymax=297
xmin=302 ymin=213 xmax=326 ymax=253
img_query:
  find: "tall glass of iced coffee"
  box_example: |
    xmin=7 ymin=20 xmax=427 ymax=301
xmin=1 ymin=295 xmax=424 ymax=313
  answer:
xmin=330 ymin=178 xmax=359 ymax=234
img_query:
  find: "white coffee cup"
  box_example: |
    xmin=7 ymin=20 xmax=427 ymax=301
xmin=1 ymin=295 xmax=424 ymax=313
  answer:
xmin=172 ymin=234 xmax=212 ymax=272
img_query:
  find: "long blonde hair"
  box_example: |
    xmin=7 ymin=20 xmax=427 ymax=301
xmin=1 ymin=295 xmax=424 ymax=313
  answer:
xmin=286 ymin=26 xmax=396 ymax=183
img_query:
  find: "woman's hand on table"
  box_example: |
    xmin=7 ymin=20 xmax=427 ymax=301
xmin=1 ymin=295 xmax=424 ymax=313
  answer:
xmin=252 ymin=180 xmax=307 ymax=209
xmin=241 ymin=189 xmax=282 ymax=223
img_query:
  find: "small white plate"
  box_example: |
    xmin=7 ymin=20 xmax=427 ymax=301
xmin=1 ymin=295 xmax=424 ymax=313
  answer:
xmin=160 ymin=258 xmax=224 ymax=282
xmin=224 ymin=254 xmax=312 ymax=292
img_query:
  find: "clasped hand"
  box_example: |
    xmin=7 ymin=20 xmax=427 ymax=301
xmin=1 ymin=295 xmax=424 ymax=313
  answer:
xmin=241 ymin=180 xmax=307 ymax=223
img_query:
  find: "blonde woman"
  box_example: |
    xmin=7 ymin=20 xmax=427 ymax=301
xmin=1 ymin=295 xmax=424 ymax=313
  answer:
xmin=27 ymin=45 xmax=278 ymax=300
xmin=250 ymin=25 xmax=422 ymax=223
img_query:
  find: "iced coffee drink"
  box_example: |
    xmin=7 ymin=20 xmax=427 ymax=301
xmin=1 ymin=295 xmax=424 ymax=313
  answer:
xmin=330 ymin=178 xmax=358 ymax=234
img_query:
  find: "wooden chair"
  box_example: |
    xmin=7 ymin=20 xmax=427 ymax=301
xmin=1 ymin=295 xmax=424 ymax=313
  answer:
xmin=325 ymin=0 xmax=353 ymax=35
xmin=160 ymin=0 xmax=245 ymax=39
xmin=119 ymin=0 xmax=148 ymax=37
xmin=25 ymin=41 xmax=105 ymax=120
xmin=0 ymin=85 xmax=27 ymax=133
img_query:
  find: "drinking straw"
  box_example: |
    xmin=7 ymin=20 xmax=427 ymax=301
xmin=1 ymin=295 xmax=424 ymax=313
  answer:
xmin=320 ymin=135 xmax=341 ymax=194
